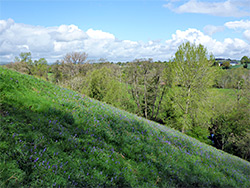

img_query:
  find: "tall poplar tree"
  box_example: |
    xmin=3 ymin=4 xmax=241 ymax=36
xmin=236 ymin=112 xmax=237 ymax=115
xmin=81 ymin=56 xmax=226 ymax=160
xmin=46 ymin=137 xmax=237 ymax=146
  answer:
xmin=170 ymin=42 xmax=215 ymax=133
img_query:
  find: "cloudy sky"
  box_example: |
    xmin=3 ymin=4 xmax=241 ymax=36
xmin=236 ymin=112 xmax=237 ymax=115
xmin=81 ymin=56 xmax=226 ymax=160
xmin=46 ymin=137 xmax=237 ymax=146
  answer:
xmin=0 ymin=0 xmax=250 ymax=63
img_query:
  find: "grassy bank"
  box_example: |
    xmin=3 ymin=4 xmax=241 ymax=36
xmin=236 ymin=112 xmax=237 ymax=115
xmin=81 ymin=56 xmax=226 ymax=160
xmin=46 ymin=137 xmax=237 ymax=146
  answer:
xmin=0 ymin=67 xmax=249 ymax=187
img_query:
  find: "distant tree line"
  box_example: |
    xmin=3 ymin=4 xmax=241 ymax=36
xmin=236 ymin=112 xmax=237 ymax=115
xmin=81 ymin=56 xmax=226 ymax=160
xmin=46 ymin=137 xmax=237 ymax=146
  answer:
xmin=5 ymin=44 xmax=250 ymax=161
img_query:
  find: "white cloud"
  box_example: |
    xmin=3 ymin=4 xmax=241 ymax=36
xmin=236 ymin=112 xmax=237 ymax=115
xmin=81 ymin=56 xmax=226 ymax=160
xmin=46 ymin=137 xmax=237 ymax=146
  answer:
xmin=51 ymin=24 xmax=88 ymax=42
xmin=164 ymin=0 xmax=250 ymax=17
xmin=0 ymin=19 xmax=250 ymax=62
xmin=203 ymin=25 xmax=224 ymax=36
xmin=0 ymin=18 xmax=14 ymax=34
xmin=244 ymin=30 xmax=250 ymax=42
xmin=224 ymin=20 xmax=250 ymax=42
xmin=225 ymin=20 xmax=250 ymax=30
xmin=86 ymin=29 xmax=115 ymax=40
xmin=165 ymin=28 xmax=250 ymax=58
xmin=0 ymin=19 xmax=88 ymax=61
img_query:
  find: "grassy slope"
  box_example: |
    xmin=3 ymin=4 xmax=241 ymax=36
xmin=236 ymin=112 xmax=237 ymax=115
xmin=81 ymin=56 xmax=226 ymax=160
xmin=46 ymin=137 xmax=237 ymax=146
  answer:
xmin=0 ymin=67 xmax=250 ymax=188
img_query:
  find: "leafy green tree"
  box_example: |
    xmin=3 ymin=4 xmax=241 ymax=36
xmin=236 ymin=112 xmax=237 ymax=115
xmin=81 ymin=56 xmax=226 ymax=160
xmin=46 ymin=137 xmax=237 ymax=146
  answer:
xmin=103 ymin=79 xmax=137 ymax=112
xmin=212 ymin=61 xmax=219 ymax=66
xmin=222 ymin=61 xmax=231 ymax=69
xmin=124 ymin=61 xmax=143 ymax=116
xmin=170 ymin=42 xmax=215 ymax=133
xmin=240 ymin=56 xmax=249 ymax=64
xmin=150 ymin=62 xmax=174 ymax=122
xmin=81 ymin=66 xmax=136 ymax=112
xmin=32 ymin=58 xmax=48 ymax=79
xmin=210 ymin=71 xmax=250 ymax=160
xmin=211 ymin=103 xmax=250 ymax=160
xmin=51 ymin=61 xmax=63 ymax=83
xmin=234 ymin=130 xmax=250 ymax=160
xmin=19 ymin=52 xmax=32 ymax=63
xmin=82 ymin=67 xmax=113 ymax=101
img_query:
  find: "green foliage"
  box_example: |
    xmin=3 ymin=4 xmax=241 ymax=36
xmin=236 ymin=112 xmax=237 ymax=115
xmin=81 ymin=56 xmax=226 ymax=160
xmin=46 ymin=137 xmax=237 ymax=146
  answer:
xmin=31 ymin=58 xmax=48 ymax=79
xmin=82 ymin=66 xmax=113 ymax=101
xmin=81 ymin=66 xmax=137 ymax=113
xmin=6 ymin=52 xmax=48 ymax=80
xmin=221 ymin=61 xmax=231 ymax=69
xmin=240 ymin=56 xmax=249 ymax=64
xmin=209 ymin=76 xmax=250 ymax=161
xmin=169 ymin=42 xmax=215 ymax=133
xmin=1 ymin=66 xmax=250 ymax=187
xmin=19 ymin=52 xmax=32 ymax=63
xmin=123 ymin=59 xmax=167 ymax=120
xmin=187 ymin=126 xmax=212 ymax=145
xmin=211 ymin=105 xmax=250 ymax=160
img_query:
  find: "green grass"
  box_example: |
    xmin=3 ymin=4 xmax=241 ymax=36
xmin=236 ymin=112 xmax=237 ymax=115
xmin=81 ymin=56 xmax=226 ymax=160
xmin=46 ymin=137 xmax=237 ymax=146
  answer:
xmin=209 ymin=88 xmax=236 ymax=103
xmin=231 ymin=64 xmax=250 ymax=69
xmin=0 ymin=66 xmax=250 ymax=187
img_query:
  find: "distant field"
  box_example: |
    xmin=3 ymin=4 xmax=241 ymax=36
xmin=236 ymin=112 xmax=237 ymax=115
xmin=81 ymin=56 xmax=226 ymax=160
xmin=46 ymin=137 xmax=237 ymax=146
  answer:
xmin=231 ymin=64 xmax=250 ymax=69
xmin=209 ymin=88 xmax=236 ymax=101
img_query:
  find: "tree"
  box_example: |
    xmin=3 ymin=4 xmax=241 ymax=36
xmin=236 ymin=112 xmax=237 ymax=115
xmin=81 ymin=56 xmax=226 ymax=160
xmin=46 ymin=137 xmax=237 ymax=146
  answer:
xmin=124 ymin=59 xmax=167 ymax=120
xmin=211 ymin=103 xmax=250 ymax=160
xmin=19 ymin=52 xmax=32 ymax=63
xmin=63 ymin=52 xmax=88 ymax=64
xmin=170 ymin=42 xmax=215 ymax=133
xmin=32 ymin=58 xmax=48 ymax=79
xmin=124 ymin=61 xmax=143 ymax=116
xmin=52 ymin=61 xmax=63 ymax=83
xmin=82 ymin=67 xmax=112 ymax=101
xmin=12 ymin=52 xmax=33 ymax=75
xmin=222 ymin=61 xmax=231 ymax=69
xmin=240 ymin=56 xmax=249 ymax=64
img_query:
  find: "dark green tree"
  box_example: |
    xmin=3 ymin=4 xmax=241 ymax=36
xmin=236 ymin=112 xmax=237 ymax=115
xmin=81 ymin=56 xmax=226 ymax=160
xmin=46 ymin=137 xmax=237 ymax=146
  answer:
xmin=240 ymin=56 xmax=249 ymax=64
xmin=124 ymin=59 xmax=167 ymax=119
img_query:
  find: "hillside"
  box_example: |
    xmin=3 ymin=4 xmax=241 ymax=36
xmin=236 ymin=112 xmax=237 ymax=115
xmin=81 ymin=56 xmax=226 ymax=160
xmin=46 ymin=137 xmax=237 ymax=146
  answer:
xmin=0 ymin=67 xmax=250 ymax=187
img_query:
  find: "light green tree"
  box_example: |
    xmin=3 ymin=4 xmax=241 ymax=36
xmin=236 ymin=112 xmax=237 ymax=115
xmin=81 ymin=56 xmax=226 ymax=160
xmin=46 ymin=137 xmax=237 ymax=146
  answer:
xmin=170 ymin=42 xmax=215 ymax=133
xmin=82 ymin=66 xmax=136 ymax=112
xmin=82 ymin=67 xmax=111 ymax=101
xmin=19 ymin=52 xmax=32 ymax=63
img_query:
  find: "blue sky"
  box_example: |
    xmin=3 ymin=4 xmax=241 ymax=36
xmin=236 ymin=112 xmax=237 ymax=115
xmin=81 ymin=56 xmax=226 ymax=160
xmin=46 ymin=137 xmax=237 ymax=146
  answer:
xmin=1 ymin=0 xmax=250 ymax=62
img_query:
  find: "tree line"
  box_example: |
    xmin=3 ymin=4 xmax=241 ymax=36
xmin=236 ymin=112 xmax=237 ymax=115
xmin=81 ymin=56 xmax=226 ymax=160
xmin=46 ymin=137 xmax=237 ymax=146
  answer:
xmin=5 ymin=42 xmax=250 ymax=161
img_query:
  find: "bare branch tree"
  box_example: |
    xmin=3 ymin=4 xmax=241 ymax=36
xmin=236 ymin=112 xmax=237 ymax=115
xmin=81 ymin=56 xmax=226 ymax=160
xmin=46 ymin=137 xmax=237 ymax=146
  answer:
xmin=63 ymin=52 xmax=88 ymax=64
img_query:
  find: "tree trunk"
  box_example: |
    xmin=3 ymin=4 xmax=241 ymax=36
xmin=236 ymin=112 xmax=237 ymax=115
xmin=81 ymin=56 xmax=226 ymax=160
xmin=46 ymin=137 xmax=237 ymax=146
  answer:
xmin=154 ymin=86 xmax=166 ymax=120
xmin=182 ymin=86 xmax=191 ymax=133
xmin=133 ymin=72 xmax=141 ymax=115
xmin=144 ymin=71 xmax=148 ymax=119
xmin=151 ymin=76 xmax=160 ymax=119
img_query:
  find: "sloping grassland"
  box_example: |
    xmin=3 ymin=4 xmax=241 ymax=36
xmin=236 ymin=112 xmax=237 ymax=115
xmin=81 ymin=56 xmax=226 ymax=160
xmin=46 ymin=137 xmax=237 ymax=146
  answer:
xmin=0 ymin=66 xmax=250 ymax=187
